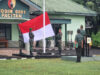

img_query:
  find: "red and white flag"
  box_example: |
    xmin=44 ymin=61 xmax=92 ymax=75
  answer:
xmin=18 ymin=12 xmax=55 ymax=43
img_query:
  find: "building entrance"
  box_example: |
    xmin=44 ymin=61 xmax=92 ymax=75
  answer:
xmin=0 ymin=23 xmax=11 ymax=48
xmin=52 ymin=24 xmax=62 ymax=47
xmin=0 ymin=23 xmax=11 ymax=40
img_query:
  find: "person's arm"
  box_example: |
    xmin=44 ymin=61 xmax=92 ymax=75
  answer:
xmin=81 ymin=40 xmax=83 ymax=48
xmin=75 ymin=35 xmax=78 ymax=43
xmin=84 ymin=30 xmax=86 ymax=36
xmin=75 ymin=35 xmax=78 ymax=48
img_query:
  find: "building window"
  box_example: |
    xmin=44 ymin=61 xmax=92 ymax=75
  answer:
xmin=0 ymin=23 xmax=11 ymax=40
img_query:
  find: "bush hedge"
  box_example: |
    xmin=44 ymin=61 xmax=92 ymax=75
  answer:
xmin=92 ymin=31 xmax=100 ymax=47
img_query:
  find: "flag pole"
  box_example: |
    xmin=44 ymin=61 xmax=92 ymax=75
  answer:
xmin=43 ymin=0 xmax=46 ymax=53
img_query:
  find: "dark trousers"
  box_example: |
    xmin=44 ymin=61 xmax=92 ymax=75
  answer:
xmin=57 ymin=41 xmax=62 ymax=55
xmin=76 ymin=46 xmax=82 ymax=62
xmin=82 ymin=41 xmax=85 ymax=56
xmin=46 ymin=40 xmax=51 ymax=48
xmin=82 ymin=48 xmax=84 ymax=56
xmin=86 ymin=44 xmax=89 ymax=56
xmin=58 ymin=46 xmax=61 ymax=55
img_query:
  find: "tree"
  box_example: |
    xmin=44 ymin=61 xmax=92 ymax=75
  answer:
xmin=72 ymin=0 xmax=100 ymax=33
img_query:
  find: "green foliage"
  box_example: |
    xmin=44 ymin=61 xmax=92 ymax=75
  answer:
xmin=96 ymin=0 xmax=100 ymax=2
xmin=86 ymin=1 xmax=95 ymax=10
xmin=92 ymin=31 xmax=100 ymax=46
xmin=72 ymin=0 xmax=97 ymax=11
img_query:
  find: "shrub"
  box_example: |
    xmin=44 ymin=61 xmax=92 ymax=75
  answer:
xmin=92 ymin=31 xmax=100 ymax=47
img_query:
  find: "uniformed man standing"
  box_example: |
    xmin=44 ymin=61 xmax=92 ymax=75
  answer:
xmin=46 ymin=37 xmax=51 ymax=48
xmin=80 ymin=25 xmax=86 ymax=56
xmin=29 ymin=28 xmax=34 ymax=56
xmin=56 ymin=28 xmax=62 ymax=55
xmin=75 ymin=29 xmax=83 ymax=62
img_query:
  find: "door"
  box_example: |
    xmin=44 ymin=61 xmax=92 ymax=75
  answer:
xmin=52 ymin=24 xmax=62 ymax=47
xmin=0 ymin=23 xmax=11 ymax=40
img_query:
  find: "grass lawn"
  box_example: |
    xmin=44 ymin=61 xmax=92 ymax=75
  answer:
xmin=0 ymin=58 xmax=100 ymax=75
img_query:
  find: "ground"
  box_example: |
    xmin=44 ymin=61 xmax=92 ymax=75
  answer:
xmin=0 ymin=48 xmax=100 ymax=75
xmin=0 ymin=58 xmax=100 ymax=75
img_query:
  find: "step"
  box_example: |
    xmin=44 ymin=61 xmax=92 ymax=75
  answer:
xmin=61 ymin=56 xmax=100 ymax=62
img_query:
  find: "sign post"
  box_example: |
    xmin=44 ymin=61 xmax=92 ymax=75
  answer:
xmin=0 ymin=0 xmax=29 ymax=19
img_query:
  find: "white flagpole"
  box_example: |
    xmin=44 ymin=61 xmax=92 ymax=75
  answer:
xmin=43 ymin=0 xmax=46 ymax=53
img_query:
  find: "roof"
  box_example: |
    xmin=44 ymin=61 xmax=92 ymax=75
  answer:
xmin=20 ymin=0 xmax=41 ymax=12
xmin=0 ymin=18 xmax=29 ymax=23
xmin=29 ymin=0 xmax=96 ymax=16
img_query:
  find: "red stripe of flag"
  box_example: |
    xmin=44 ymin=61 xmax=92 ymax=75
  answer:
xmin=18 ymin=12 xmax=50 ymax=34
xmin=8 ymin=0 xmax=11 ymax=8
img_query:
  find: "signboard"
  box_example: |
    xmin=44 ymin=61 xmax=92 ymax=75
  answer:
xmin=87 ymin=37 xmax=91 ymax=44
xmin=0 ymin=0 xmax=29 ymax=19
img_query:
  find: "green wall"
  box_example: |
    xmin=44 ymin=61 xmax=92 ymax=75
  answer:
xmin=63 ymin=16 xmax=85 ymax=42
xmin=61 ymin=24 xmax=66 ymax=41
xmin=11 ymin=24 xmax=19 ymax=41
xmin=11 ymin=15 xmax=85 ymax=43
xmin=49 ymin=14 xmax=85 ymax=42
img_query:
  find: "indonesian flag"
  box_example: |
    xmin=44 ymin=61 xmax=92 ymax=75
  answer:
xmin=18 ymin=12 xmax=55 ymax=43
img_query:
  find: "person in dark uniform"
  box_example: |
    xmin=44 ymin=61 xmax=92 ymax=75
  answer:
xmin=46 ymin=37 xmax=51 ymax=48
xmin=80 ymin=25 xmax=86 ymax=56
xmin=29 ymin=28 xmax=34 ymax=56
xmin=75 ymin=29 xmax=83 ymax=62
xmin=56 ymin=28 xmax=62 ymax=55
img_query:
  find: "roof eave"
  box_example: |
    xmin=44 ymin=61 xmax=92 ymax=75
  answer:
xmin=0 ymin=18 xmax=30 ymax=24
xmin=20 ymin=0 xmax=41 ymax=12
xmin=57 ymin=12 xmax=97 ymax=16
xmin=32 ymin=11 xmax=97 ymax=16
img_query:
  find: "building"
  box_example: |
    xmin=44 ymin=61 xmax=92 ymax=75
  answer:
xmin=0 ymin=0 xmax=96 ymax=48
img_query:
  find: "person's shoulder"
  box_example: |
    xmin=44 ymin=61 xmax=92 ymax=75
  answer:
xmin=76 ymin=34 xmax=80 ymax=38
xmin=78 ymin=33 xmax=82 ymax=37
xmin=80 ymin=29 xmax=83 ymax=33
xmin=80 ymin=29 xmax=84 ymax=31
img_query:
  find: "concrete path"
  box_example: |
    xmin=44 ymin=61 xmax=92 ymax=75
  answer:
xmin=0 ymin=48 xmax=100 ymax=58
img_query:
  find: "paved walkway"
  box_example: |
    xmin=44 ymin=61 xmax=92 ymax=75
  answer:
xmin=0 ymin=48 xmax=100 ymax=58
xmin=0 ymin=48 xmax=28 ymax=58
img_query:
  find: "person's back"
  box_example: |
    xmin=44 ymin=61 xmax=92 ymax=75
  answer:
xmin=56 ymin=28 xmax=62 ymax=55
xmin=80 ymin=25 xmax=86 ymax=39
xmin=80 ymin=29 xmax=85 ymax=37
xmin=56 ymin=32 xmax=62 ymax=41
xmin=75 ymin=29 xmax=83 ymax=62
xmin=75 ymin=33 xmax=83 ymax=47
xmin=80 ymin=25 xmax=86 ymax=56
xmin=56 ymin=29 xmax=62 ymax=42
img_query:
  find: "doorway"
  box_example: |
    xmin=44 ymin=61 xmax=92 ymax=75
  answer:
xmin=0 ymin=23 xmax=11 ymax=40
xmin=52 ymin=24 xmax=62 ymax=47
